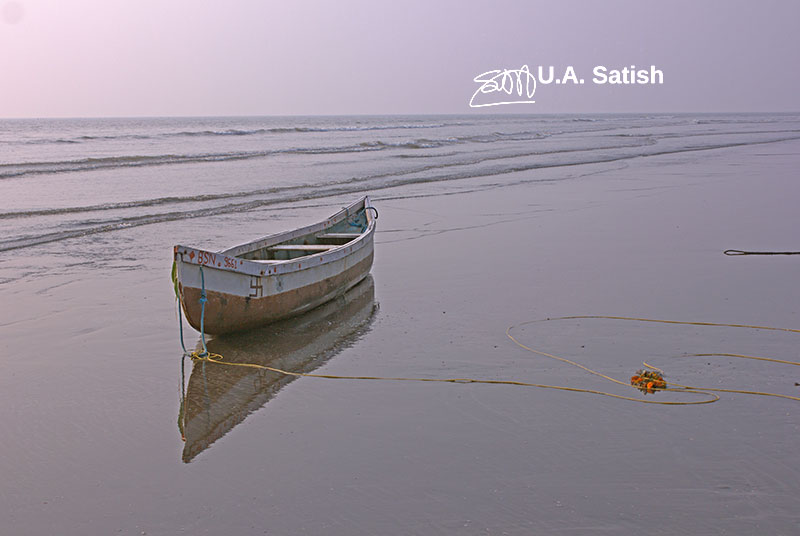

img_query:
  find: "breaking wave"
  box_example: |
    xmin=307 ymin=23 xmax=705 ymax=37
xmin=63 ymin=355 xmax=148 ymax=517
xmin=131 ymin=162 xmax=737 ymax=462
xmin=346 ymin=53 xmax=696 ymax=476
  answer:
xmin=4 ymin=121 xmax=461 ymax=147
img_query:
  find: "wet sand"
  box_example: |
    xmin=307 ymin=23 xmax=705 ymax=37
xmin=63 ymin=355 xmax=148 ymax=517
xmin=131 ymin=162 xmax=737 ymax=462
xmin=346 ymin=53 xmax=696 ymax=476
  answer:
xmin=1 ymin=140 xmax=799 ymax=535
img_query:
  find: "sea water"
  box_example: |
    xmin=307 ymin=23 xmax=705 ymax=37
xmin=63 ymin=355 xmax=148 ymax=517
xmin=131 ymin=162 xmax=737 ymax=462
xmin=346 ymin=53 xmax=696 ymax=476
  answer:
xmin=3 ymin=113 xmax=799 ymax=264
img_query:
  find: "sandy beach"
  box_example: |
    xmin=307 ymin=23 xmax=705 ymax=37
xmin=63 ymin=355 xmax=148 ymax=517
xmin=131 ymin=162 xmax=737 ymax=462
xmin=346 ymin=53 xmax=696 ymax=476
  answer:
xmin=1 ymin=131 xmax=799 ymax=534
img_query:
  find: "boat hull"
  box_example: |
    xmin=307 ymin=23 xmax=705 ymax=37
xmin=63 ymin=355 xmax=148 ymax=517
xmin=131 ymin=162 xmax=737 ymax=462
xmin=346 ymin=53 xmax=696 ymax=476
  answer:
xmin=179 ymin=250 xmax=373 ymax=334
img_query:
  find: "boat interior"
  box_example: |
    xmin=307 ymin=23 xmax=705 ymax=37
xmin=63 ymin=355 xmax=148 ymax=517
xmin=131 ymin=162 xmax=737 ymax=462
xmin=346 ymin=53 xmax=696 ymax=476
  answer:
xmin=237 ymin=209 xmax=369 ymax=262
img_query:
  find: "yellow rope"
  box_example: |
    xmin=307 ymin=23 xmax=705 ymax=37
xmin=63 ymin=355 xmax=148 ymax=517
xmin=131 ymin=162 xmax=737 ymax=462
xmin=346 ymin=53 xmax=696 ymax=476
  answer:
xmin=689 ymin=353 xmax=800 ymax=366
xmin=505 ymin=326 xmax=630 ymax=387
xmin=188 ymin=351 xmax=719 ymax=405
xmin=639 ymin=361 xmax=800 ymax=401
xmin=552 ymin=315 xmax=800 ymax=334
xmin=504 ymin=325 xmax=724 ymax=404
xmin=185 ymin=314 xmax=800 ymax=405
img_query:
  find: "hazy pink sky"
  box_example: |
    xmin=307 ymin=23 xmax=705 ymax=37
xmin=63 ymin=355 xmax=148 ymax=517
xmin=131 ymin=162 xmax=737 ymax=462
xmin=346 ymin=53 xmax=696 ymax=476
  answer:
xmin=1 ymin=0 xmax=797 ymax=118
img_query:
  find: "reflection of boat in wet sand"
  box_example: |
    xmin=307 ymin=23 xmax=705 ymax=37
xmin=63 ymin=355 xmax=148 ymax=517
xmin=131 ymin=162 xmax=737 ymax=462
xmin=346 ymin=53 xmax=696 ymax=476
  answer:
xmin=179 ymin=276 xmax=377 ymax=462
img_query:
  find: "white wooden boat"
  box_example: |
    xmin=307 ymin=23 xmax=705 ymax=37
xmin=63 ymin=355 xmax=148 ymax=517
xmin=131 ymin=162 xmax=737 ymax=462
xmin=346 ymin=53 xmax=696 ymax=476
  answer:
xmin=173 ymin=196 xmax=376 ymax=335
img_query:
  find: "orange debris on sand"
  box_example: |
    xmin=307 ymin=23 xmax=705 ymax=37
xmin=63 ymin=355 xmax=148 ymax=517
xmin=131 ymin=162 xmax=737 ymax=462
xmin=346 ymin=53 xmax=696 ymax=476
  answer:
xmin=631 ymin=369 xmax=667 ymax=394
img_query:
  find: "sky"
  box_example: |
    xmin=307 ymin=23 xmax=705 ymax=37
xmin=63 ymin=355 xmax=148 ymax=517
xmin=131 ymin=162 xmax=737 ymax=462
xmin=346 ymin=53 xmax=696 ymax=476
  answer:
xmin=0 ymin=0 xmax=798 ymax=118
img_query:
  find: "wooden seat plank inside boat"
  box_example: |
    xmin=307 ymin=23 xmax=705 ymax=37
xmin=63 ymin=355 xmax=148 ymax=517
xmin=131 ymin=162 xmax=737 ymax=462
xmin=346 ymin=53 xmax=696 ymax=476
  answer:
xmin=316 ymin=233 xmax=362 ymax=239
xmin=268 ymin=244 xmax=337 ymax=252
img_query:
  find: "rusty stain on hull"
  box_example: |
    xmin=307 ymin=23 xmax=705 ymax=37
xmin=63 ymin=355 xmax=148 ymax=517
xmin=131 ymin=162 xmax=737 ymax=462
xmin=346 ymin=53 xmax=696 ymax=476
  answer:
xmin=181 ymin=252 xmax=373 ymax=334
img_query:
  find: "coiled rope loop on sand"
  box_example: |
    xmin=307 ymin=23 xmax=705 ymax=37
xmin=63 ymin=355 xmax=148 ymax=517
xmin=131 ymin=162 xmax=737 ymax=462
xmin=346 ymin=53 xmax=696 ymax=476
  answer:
xmin=507 ymin=316 xmax=800 ymax=404
xmin=506 ymin=315 xmax=800 ymax=402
